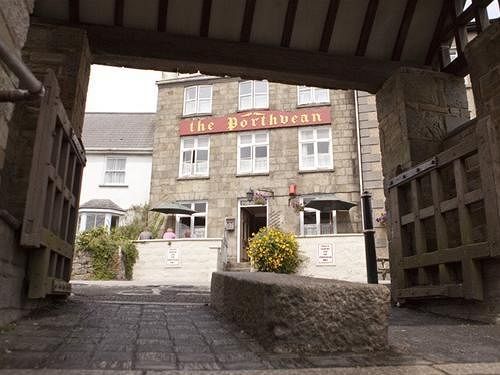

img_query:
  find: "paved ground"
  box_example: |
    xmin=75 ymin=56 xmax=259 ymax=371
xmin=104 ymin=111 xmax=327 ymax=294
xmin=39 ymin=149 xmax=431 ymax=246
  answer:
xmin=1 ymin=283 xmax=500 ymax=374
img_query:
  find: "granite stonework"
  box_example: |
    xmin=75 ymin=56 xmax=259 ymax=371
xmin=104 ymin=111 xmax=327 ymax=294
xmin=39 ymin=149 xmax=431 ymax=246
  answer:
xmin=151 ymin=77 xmax=388 ymax=269
xmin=356 ymin=91 xmax=389 ymax=278
xmin=414 ymin=23 xmax=500 ymax=324
xmin=211 ymin=272 xmax=390 ymax=353
xmin=376 ymin=67 xmax=470 ymax=182
xmin=0 ymin=0 xmax=37 ymax=326
xmin=0 ymin=18 xmax=91 ymax=324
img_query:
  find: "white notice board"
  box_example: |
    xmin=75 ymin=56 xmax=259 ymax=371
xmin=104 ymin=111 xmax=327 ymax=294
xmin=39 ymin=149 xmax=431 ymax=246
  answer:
xmin=166 ymin=248 xmax=180 ymax=267
xmin=317 ymin=243 xmax=334 ymax=265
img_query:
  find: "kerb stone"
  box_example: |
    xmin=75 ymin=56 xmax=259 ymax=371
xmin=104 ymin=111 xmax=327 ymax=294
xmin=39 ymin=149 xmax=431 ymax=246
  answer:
xmin=210 ymin=272 xmax=390 ymax=354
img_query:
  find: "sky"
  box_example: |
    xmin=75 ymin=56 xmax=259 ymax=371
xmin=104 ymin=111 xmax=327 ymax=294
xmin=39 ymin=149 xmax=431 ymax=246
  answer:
xmin=85 ymin=2 xmax=499 ymax=114
xmin=85 ymin=65 xmax=163 ymax=113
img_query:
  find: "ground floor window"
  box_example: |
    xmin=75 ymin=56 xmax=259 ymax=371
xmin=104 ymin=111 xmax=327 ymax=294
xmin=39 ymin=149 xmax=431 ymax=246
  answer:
xmin=300 ymin=197 xmax=337 ymax=236
xmin=176 ymin=201 xmax=208 ymax=238
xmin=78 ymin=211 xmax=122 ymax=232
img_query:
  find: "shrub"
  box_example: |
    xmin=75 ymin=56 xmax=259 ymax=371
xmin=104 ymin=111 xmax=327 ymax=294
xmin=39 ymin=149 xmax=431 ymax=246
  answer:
xmin=76 ymin=227 xmax=120 ymax=280
xmin=120 ymin=240 xmax=139 ymax=280
xmin=75 ymin=227 xmax=139 ymax=280
xmin=247 ymin=227 xmax=301 ymax=273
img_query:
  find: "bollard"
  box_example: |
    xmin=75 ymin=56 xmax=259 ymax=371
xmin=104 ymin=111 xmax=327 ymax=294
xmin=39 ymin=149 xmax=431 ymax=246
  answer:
xmin=361 ymin=191 xmax=378 ymax=284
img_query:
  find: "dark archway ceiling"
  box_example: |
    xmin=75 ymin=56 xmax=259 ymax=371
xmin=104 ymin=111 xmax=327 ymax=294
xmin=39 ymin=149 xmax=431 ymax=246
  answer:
xmin=32 ymin=0 xmax=494 ymax=92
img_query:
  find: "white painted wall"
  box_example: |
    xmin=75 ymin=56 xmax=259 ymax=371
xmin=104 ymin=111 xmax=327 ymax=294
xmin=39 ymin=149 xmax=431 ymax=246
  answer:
xmin=80 ymin=152 xmax=152 ymax=210
xmin=133 ymin=239 xmax=222 ymax=286
xmin=297 ymin=234 xmax=367 ymax=283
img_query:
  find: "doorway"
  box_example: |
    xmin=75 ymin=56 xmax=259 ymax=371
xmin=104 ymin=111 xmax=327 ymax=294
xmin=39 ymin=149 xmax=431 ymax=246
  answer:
xmin=238 ymin=201 xmax=268 ymax=262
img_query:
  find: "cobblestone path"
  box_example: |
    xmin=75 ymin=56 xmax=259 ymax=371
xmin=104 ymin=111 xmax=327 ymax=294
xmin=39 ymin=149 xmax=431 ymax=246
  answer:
xmin=1 ymin=284 xmax=500 ymax=372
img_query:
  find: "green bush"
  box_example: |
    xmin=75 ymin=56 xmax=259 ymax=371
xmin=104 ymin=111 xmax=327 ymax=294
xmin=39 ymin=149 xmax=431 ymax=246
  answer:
xmin=76 ymin=227 xmax=139 ymax=280
xmin=120 ymin=240 xmax=139 ymax=280
xmin=76 ymin=227 xmax=120 ymax=280
xmin=247 ymin=227 xmax=302 ymax=274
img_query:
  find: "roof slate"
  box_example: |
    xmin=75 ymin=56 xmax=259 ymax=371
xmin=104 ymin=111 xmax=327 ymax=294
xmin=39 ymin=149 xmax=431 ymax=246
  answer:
xmin=80 ymin=199 xmax=125 ymax=212
xmin=82 ymin=113 xmax=155 ymax=149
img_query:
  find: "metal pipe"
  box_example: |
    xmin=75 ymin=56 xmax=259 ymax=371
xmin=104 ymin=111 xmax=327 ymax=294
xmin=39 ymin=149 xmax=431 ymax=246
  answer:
xmin=361 ymin=191 xmax=378 ymax=284
xmin=0 ymin=36 xmax=44 ymax=97
xmin=0 ymin=89 xmax=33 ymax=102
xmin=354 ymin=90 xmax=365 ymax=230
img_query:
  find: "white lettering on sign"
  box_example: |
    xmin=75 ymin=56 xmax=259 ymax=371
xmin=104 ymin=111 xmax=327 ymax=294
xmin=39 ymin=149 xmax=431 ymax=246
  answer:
xmin=166 ymin=248 xmax=180 ymax=267
xmin=317 ymin=243 xmax=334 ymax=265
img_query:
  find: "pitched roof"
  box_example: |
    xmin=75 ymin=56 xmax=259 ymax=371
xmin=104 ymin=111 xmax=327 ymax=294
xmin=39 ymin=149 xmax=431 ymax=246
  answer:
xmin=80 ymin=199 xmax=125 ymax=212
xmin=82 ymin=113 xmax=155 ymax=149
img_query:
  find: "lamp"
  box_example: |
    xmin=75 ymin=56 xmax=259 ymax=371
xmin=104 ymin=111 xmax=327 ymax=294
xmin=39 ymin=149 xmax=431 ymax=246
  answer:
xmin=246 ymin=188 xmax=254 ymax=201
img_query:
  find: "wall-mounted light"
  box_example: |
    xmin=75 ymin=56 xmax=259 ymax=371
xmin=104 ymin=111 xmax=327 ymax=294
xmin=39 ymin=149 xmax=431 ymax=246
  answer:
xmin=246 ymin=188 xmax=254 ymax=202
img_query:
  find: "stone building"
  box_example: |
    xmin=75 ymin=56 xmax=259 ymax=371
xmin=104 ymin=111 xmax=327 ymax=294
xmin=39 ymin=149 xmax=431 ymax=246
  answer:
xmin=150 ymin=73 xmax=388 ymax=272
xmin=1 ymin=0 xmax=498 ymax=324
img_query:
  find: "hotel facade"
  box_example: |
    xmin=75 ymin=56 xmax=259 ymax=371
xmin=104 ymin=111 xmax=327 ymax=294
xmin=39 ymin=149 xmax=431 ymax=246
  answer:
xmin=150 ymin=73 xmax=388 ymax=275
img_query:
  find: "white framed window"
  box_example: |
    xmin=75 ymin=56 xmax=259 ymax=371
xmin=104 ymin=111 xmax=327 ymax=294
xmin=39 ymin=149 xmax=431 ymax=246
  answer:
xmin=179 ymin=136 xmax=210 ymax=177
xmin=237 ymin=131 xmax=269 ymax=174
xmin=176 ymin=201 xmax=208 ymax=238
xmin=298 ymin=126 xmax=333 ymax=171
xmin=297 ymin=86 xmax=330 ymax=106
xmin=104 ymin=157 xmax=126 ymax=185
xmin=78 ymin=212 xmax=121 ymax=232
xmin=183 ymin=85 xmax=213 ymax=116
xmin=239 ymin=80 xmax=269 ymax=111
xmin=300 ymin=197 xmax=337 ymax=236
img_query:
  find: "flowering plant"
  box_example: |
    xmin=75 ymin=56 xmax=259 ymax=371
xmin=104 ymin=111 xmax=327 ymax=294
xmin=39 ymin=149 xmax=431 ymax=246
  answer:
xmin=375 ymin=212 xmax=387 ymax=225
xmin=252 ymin=191 xmax=268 ymax=205
xmin=247 ymin=227 xmax=301 ymax=273
xmin=289 ymin=197 xmax=305 ymax=213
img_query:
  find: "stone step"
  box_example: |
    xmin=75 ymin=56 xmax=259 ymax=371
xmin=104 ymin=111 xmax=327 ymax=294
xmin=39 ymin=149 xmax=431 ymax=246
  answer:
xmin=225 ymin=261 xmax=251 ymax=272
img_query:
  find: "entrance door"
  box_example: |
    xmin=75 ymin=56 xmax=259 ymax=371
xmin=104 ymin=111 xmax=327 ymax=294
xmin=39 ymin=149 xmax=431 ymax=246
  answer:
xmin=239 ymin=203 xmax=267 ymax=262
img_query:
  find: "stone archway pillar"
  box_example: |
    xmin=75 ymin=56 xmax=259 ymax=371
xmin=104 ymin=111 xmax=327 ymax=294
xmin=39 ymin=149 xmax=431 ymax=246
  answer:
xmin=375 ymin=67 xmax=469 ymax=182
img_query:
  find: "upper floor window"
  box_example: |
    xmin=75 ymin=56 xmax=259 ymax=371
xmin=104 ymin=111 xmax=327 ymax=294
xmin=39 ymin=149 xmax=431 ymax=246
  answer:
xmin=297 ymin=86 xmax=330 ymax=106
xmin=176 ymin=201 xmax=208 ymax=238
xmin=237 ymin=132 xmax=269 ymax=174
xmin=298 ymin=127 xmax=333 ymax=171
xmin=239 ymin=80 xmax=268 ymax=111
xmin=179 ymin=136 xmax=210 ymax=177
xmin=104 ymin=157 xmax=126 ymax=185
xmin=183 ymin=85 xmax=212 ymax=115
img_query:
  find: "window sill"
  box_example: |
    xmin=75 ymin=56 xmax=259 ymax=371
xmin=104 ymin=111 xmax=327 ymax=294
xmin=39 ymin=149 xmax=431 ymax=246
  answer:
xmin=99 ymin=184 xmax=129 ymax=187
xmin=181 ymin=112 xmax=213 ymax=119
xmin=298 ymin=168 xmax=334 ymax=174
xmin=296 ymin=103 xmax=331 ymax=109
xmin=236 ymin=173 xmax=269 ymax=177
xmin=177 ymin=176 xmax=210 ymax=181
xmin=237 ymin=107 xmax=269 ymax=113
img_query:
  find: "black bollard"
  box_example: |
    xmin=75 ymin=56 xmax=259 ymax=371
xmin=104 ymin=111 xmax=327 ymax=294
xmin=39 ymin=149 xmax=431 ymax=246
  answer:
xmin=361 ymin=191 xmax=378 ymax=284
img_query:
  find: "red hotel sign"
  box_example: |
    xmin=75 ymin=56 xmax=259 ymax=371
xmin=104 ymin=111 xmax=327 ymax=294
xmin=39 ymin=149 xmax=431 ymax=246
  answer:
xmin=179 ymin=106 xmax=331 ymax=136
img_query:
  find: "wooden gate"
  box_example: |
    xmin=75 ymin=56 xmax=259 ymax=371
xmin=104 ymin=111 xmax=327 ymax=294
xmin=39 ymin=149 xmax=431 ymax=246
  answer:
xmin=388 ymin=118 xmax=499 ymax=302
xmin=21 ymin=71 xmax=86 ymax=298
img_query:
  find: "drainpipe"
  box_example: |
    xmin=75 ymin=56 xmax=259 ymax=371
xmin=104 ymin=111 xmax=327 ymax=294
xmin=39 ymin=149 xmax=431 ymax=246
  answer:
xmin=0 ymin=36 xmax=45 ymax=102
xmin=354 ymin=90 xmax=365 ymax=230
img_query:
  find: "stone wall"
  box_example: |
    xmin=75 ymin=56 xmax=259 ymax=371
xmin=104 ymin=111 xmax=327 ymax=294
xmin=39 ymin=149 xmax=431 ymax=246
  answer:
xmin=211 ymin=272 xmax=390 ymax=353
xmin=71 ymin=250 xmax=93 ymax=280
xmin=356 ymin=91 xmax=389 ymax=279
xmin=151 ymin=78 xmax=364 ymax=263
xmin=0 ymin=17 xmax=91 ymax=324
xmin=0 ymin=0 xmax=38 ymax=326
xmin=133 ymin=239 xmax=222 ymax=286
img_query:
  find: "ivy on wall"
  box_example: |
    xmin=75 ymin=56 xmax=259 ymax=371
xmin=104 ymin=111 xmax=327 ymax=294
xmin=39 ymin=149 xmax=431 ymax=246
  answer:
xmin=75 ymin=227 xmax=138 ymax=280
